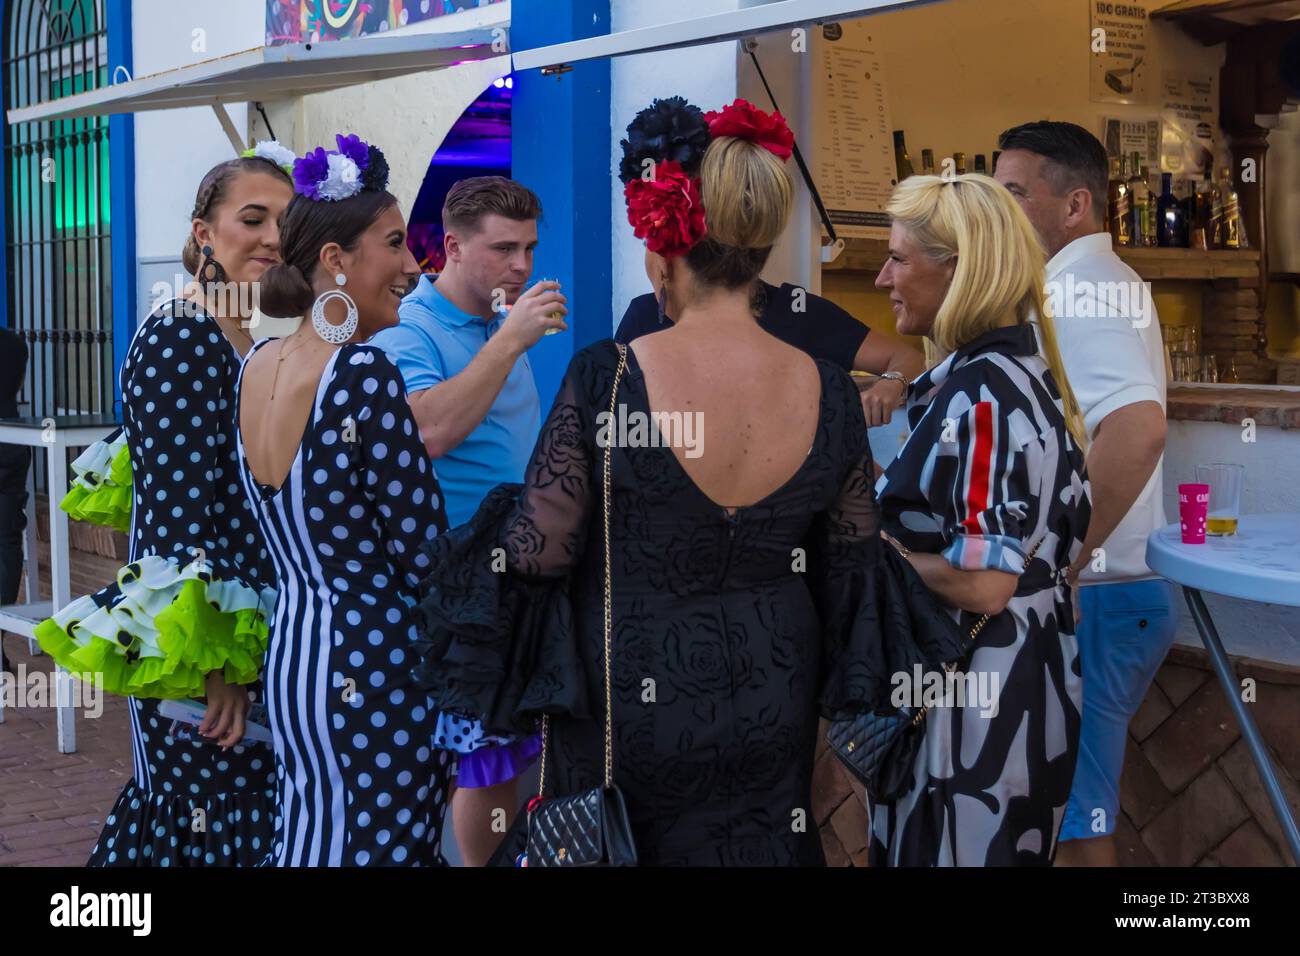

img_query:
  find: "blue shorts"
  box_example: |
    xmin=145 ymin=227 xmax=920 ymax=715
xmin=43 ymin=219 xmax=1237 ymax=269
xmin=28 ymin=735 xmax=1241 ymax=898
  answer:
xmin=1059 ymin=578 xmax=1179 ymax=841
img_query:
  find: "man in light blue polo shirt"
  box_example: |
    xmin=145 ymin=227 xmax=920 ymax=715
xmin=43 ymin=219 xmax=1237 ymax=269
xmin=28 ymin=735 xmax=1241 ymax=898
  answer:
xmin=372 ymin=176 xmax=567 ymax=528
xmin=371 ymin=176 xmax=564 ymax=868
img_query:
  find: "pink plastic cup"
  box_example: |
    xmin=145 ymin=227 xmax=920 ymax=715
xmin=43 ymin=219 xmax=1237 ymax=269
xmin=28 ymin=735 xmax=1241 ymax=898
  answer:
xmin=1179 ymin=483 xmax=1210 ymax=544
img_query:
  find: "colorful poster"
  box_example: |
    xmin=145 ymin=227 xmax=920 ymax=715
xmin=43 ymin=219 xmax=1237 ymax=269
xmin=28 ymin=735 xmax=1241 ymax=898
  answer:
xmin=266 ymin=0 xmax=506 ymax=46
xmin=1089 ymin=1 xmax=1151 ymax=105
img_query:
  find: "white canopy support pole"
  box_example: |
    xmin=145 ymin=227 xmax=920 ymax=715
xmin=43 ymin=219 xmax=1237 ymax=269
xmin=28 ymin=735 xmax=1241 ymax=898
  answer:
xmin=212 ymin=101 xmax=246 ymax=155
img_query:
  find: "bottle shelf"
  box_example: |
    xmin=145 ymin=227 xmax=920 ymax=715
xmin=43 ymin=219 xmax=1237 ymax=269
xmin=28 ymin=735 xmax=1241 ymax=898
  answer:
xmin=1115 ymin=247 xmax=1260 ymax=280
xmin=823 ymin=237 xmax=1259 ymax=281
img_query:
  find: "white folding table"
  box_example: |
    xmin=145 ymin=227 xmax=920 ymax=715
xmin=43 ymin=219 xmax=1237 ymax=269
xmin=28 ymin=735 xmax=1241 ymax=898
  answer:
xmin=0 ymin=413 xmax=119 ymax=752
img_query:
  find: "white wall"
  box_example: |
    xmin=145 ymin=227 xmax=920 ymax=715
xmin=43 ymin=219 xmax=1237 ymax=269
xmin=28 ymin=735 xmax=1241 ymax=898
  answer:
xmin=1163 ymin=418 xmax=1300 ymax=519
xmin=609 ymin=0 xmax=743 ymax=327
xmin=287 ymin=57 xmax=510 ymax=215
xmin=131 ymin=0 xmax=265 ymax=264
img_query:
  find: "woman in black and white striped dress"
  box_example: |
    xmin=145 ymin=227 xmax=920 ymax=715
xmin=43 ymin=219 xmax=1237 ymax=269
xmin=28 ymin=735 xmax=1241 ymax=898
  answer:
xmin=236 ymin=137 xmax=521 ymax=866
xmin=869 ymin=174 xmax=1091 ymax=866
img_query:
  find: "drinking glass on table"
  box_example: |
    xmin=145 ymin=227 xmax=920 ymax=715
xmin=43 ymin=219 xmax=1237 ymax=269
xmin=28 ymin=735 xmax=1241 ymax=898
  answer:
xmin=1195 ymin=462 xmax=1244 ymax=536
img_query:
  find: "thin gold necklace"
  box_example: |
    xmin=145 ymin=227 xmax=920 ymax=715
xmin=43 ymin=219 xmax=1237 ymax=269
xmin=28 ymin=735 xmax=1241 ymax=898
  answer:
xmin=269 ymin=331 xmax=315 ymax=401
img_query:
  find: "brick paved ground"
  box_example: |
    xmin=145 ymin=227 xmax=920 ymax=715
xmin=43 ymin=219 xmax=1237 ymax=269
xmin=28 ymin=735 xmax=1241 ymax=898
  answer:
xmin=0 ymin=637 xmax=132 ymax=866
xmin=1 ymin=519 xmax=130 ymax=868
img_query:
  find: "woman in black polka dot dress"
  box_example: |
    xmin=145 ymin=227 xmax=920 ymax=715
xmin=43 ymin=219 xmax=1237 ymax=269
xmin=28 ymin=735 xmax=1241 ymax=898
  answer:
xmin=38 ymin=153 xmax=295 ymax=865
xmin=236 ymin=137 xmax=516 ymax=866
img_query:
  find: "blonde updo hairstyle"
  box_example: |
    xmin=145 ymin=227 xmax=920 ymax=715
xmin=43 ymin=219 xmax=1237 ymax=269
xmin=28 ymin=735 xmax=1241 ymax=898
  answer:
xmin=683 ymin=134 xmax=794 ymax=290
xmin=887 ymin=173 xmax=1087 ymax=449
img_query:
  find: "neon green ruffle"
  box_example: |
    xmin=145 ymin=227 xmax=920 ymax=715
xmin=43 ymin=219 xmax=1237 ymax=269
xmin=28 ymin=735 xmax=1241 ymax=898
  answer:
xmin=60 ymin=430 xmax=132 ymax=533
xmin=36 ymin=555 xmax=275 ymax=700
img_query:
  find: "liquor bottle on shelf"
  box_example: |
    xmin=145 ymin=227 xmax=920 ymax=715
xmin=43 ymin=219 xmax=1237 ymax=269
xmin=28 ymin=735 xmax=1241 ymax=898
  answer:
xmin=1212 ymin=166 xmax=1246 ymax=249
xmin=920 ymin=148 xmax=936 ymax=176
xmin=1156 ymin=172 xmax=1188 ymax=248
xmin=974 ymin=153 xmax=988 ymax=175
xmin=992 ymin=150 xmax=1001 ymax=175
xmin=1127 ymin=153 xmax=1154 ymax=247
xmin=1191 ymin=171 xmax=1214 ymax=250
xmin=1108 ymin=155 xmax=1132 ymax=247
xmin=1140 ymin=165 xmax=1160 ymax=247
xmin=953 ymin=152 xmax=967 ymax=175
xmin=893 ymin=130 xmax=914 ymax=183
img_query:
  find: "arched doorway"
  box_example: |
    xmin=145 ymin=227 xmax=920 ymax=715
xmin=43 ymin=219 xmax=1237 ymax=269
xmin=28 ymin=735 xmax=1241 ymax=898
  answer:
xmin=3 ymin=0 xmax=113 ymax=421
xmin=406 ymin=75 xmax=512 ymax=274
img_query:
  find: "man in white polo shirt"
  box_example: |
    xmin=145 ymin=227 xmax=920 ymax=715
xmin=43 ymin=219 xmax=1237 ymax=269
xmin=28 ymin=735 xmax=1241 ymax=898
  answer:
xmin=997 ymin=121 xmax=1172 ymax=866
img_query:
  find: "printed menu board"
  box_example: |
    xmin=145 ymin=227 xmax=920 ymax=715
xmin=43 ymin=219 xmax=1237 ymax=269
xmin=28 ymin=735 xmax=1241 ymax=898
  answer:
xmin=812 ymin=25 xmax=897 ymax=239
xmin=1102 ymin=116 xmax=1161 ymax=169
xmin=1161 ymin=71 xmax=1217 ymax=176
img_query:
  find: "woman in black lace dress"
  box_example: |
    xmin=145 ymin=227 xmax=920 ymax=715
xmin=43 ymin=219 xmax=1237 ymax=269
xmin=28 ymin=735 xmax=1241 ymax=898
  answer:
xmin=415 ymin=99 xmax=894 ymax=866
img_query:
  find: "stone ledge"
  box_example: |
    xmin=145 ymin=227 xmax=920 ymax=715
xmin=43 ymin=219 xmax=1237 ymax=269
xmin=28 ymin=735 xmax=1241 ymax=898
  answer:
xmin=1167 ymin=385 xmax=1300 ymax=428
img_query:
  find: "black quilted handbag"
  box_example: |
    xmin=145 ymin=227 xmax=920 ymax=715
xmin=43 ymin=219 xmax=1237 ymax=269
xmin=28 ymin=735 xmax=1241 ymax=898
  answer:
xmin=524 ymin=344 xmax=638 ymax=868
xmin=827 ymin=540 xmax=1038 ymax=803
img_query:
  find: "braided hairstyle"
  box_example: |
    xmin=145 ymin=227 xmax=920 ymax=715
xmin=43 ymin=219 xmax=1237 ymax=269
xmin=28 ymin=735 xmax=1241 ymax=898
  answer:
xmin=182 ymin=156 xmax=293 ymax=275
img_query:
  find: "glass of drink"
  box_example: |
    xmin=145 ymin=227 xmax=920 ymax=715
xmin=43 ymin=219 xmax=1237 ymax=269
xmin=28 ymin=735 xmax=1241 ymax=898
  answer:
xmin=1194 ymin=462 xmax=1244 ymax=535
xmin=536 ymin=277 xmax=564 ymax=336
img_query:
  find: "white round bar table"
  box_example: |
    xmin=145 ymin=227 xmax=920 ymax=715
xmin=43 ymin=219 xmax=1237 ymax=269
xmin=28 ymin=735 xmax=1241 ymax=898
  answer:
xmin=1147 ymin=514 xmax=1300 ymax=864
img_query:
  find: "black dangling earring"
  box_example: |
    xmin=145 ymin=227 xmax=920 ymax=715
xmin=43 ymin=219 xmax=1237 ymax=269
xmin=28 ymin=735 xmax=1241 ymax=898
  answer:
xmin=198 ymin=244 xmax=227 ymax=286
xmin=657 ymin=281 xmax=668 ymax=326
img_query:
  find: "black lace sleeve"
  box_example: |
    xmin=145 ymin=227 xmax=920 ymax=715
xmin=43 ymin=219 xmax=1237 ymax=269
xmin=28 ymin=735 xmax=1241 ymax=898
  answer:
xmin=501 ymin=344 xmax=600 ymax=579
xmin=810 ymin=367 xmax=966 ymax=719
xmin=411 ymin=345 xmax=613 ymax=735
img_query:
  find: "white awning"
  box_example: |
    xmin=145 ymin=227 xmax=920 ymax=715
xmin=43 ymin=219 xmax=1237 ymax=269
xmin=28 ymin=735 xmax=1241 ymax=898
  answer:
xmin=6 ymin=0 xmax=936 ymax=141
xmin=511 ymin=0 xmax=935 ymax=71
xmin=5 ymin=22 xmax=505 ymax=129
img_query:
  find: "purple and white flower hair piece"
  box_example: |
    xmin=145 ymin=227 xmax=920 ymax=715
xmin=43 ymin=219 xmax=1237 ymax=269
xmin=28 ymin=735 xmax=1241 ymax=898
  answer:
xmin=292 ymin=134 xmax=391 ymax=202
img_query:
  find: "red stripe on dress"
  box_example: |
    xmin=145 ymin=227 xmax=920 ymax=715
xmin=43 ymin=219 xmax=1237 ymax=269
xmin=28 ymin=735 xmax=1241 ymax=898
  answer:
xmin=962 ymin=402 xmax=993 ymax=533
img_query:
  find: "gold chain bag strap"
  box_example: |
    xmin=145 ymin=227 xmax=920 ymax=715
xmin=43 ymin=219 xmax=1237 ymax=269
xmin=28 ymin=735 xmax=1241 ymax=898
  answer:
xmin=524 ymin=343 xmax=637 ymax=867
xmin=826 ymin=538 xmax=1043 ymax=803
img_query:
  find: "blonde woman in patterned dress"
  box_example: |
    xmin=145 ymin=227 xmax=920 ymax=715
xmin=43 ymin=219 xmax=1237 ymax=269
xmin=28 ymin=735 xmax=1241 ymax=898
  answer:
xmin=870 ymin=174 xmax=1092 ymax=866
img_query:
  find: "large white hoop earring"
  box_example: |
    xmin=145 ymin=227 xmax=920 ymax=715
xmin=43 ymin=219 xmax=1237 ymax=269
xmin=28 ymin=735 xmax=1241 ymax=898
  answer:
xmin=312 ymin=289 xmax=358 ymax=344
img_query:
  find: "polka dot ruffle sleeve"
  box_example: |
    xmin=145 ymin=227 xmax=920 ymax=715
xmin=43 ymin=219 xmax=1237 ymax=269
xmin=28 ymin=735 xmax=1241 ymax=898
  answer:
xmin=36 ymin=304 xmax=277 ymax=698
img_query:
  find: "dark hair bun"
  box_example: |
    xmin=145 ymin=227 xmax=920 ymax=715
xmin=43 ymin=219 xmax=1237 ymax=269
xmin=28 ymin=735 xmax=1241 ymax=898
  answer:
xmin=258 ymin=263 xmax=315 ymax=318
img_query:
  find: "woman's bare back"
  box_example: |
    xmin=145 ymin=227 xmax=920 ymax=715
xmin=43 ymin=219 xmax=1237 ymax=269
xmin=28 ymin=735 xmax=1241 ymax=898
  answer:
xmin=628 ymin=323 xmax=822 ymax=515
xmin=239 ymin=335 xmax=339 ymax=493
